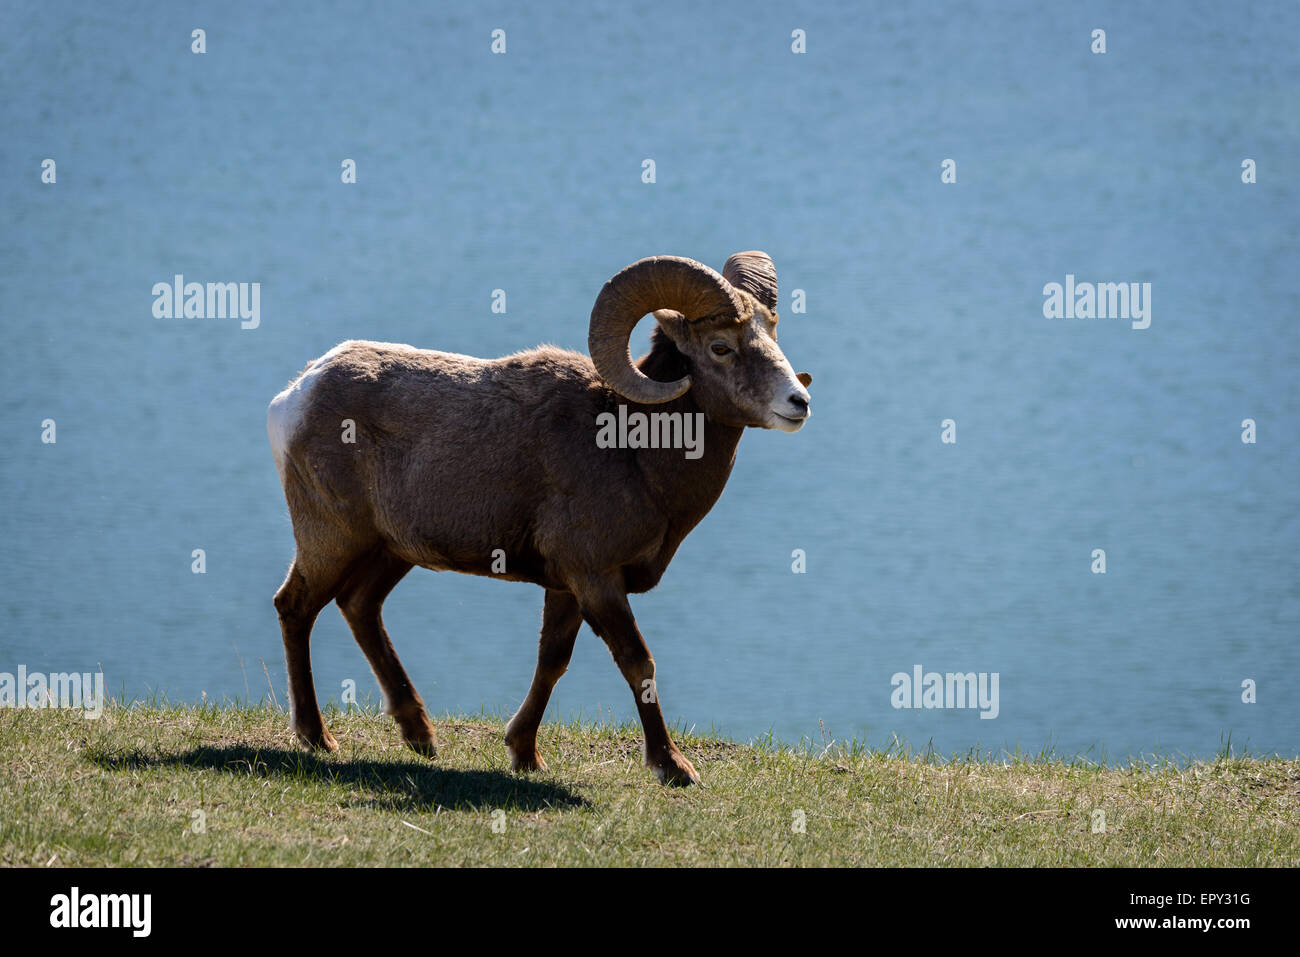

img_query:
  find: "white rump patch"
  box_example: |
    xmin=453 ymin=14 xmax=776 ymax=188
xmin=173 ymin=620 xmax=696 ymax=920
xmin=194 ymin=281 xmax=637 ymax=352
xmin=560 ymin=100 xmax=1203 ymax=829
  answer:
xmin=266 ymin=342 xmax=350 ymax=482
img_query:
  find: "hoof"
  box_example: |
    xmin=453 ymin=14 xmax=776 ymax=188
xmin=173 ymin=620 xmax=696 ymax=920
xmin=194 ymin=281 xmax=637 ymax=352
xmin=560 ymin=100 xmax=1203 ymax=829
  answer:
xmin=506 ymin=741 xmax=548 ymax=773
xmin=296 ymin=726 xmax=339 ymax=753
xmin=649 ymin=749 xmax=701 ymax=787
xmin=403 ymin=735 xmax=438 ymax=760
xmin=394 ymin=709 xmax=438 ymax=759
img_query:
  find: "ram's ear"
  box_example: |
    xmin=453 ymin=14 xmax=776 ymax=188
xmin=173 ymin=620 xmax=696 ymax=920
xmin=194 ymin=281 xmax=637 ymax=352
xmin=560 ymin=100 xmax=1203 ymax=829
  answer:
xmin=652 ymin=309 xmax=688 ymax=341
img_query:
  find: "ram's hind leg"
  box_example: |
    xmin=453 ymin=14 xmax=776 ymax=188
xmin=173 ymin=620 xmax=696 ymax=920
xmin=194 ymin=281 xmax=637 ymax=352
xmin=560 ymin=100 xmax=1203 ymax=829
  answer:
xmin=335 ymin=550 xmax=437 ymax=757
xmin=504 ymin=590 xmax=582 ymax=773
xmin=275 ymin=554 xmax=357 ymax=753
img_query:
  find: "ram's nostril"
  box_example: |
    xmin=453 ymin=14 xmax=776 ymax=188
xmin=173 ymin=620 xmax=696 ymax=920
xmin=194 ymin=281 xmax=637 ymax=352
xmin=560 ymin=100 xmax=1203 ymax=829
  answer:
xmin=788 ymin=394 xmax=809 ymax=412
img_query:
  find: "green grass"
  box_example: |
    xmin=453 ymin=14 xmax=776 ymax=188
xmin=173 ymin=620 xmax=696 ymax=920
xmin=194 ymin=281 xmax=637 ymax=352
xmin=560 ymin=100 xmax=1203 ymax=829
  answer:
xmin=1 ymin=703 xmax=1296 ymax=866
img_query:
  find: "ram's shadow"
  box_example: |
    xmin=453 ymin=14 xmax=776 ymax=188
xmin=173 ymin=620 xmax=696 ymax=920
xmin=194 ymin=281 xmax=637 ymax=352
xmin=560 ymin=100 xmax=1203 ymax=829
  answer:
xmin=87 ymin=744 xmax=588 ymax=812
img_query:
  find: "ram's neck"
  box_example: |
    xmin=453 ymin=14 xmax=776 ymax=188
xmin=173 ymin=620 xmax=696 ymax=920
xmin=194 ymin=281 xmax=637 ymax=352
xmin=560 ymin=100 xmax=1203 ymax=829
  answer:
xmin=630 ymin=334 xmax=744 ymax=530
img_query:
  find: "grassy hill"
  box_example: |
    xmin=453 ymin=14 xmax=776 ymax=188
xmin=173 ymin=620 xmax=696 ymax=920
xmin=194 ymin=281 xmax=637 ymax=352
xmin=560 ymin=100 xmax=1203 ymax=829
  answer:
xmin=1 ymin=704 xmax=1295 ymax=866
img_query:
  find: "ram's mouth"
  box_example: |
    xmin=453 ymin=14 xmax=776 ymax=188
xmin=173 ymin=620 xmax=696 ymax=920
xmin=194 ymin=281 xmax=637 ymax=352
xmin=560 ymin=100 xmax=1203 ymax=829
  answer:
xmin=769 ymin=411 xmax=809 ymax=433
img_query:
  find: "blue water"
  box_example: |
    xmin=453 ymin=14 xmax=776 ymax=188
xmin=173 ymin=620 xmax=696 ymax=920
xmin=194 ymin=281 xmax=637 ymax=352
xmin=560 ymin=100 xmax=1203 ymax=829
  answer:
xmin=2 ymin=1 xmax=1297 ymax=762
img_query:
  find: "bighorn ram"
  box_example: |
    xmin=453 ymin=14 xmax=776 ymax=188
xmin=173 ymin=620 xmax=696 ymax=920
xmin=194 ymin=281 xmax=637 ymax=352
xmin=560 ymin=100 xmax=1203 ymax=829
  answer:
xmin=268 ymin=252 xmax=811 ymax=785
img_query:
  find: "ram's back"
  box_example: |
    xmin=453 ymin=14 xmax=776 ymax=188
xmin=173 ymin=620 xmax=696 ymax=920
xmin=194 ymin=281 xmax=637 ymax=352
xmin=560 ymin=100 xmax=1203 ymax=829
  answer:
xmin=267 ymin=339 xmax=620 ymax=579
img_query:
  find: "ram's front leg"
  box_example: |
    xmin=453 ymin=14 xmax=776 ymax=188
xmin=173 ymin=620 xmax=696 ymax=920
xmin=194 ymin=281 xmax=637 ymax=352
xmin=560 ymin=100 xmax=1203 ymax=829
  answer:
xmin=575 ymin=581 xmax=700 ymax=786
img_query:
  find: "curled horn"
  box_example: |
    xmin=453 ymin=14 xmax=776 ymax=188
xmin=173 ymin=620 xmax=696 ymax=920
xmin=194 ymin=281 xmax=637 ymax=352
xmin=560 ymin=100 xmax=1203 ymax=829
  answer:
xmin=588 ymin=256 xmax=742 ymax=404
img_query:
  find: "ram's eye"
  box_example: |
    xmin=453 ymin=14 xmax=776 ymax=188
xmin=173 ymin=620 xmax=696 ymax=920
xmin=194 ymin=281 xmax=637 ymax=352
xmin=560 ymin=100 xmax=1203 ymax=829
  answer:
xmin=710 ymin=342 xmax=731 ymax=356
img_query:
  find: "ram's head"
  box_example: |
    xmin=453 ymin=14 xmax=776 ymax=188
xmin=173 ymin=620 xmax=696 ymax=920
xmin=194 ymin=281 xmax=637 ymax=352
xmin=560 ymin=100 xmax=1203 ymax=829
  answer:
xmin=588 ymin=252 xmax=812 ymax=431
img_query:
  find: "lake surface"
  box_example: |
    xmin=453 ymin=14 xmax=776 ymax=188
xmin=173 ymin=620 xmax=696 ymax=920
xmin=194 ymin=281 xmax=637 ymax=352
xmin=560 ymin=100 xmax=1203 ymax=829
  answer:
xmin=3 ymin=0 xmax=1297 ymax=762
